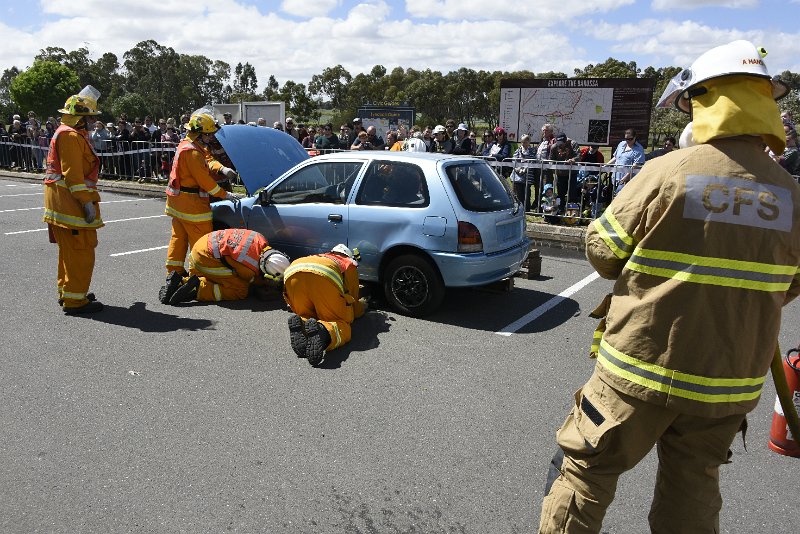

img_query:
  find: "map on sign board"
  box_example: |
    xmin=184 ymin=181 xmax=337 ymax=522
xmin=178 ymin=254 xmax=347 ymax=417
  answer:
xmin=499 ymin=78 xmax=655 ymax=147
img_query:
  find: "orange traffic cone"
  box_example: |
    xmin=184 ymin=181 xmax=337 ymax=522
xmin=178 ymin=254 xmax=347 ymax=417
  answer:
xmin=768 ymin=348 xmax=800 ymax=457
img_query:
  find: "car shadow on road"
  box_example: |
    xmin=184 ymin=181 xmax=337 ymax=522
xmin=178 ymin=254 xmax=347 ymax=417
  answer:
xmin=86 ymin=301 xmax=216 ymax=332
xmin=318 ymin=310 xmax=394 ymax=370
xmin=370 ymin=285 xmax=580 ymax=333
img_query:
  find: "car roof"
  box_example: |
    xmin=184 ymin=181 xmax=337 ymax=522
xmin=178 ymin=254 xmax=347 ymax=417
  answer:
xmin=311 ymin=151 xmax=475 ymax=164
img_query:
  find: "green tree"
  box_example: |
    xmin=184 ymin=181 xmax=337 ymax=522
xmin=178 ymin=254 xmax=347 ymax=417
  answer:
xmin=308 ymin=65 xmax=352 ymax=110
xmin=574 ymin=58 xmax=639 ymax=78
xmin=9 ymin=61 xmax=79 ymax=118
xmin=262 ymin=75 xmax=280 ymax=101
xmin=123 ymin=40 xmax=183 ymax=118
xmin=110 ymin=92 xmax=150 ymax=120
xmin=232 ymin=62 xmax=258 ymax=102
xmin=777 ymin=70 xmax=800 ymax=119
xmin=278 ymin=80 xmax=318 ymax=122
xmin=0 ymin=66 xmax=20 ymax=119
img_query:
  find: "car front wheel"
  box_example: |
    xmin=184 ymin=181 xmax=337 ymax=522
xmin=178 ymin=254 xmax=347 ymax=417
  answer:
xmin=383 ymin=254 xmax=444 ymax=317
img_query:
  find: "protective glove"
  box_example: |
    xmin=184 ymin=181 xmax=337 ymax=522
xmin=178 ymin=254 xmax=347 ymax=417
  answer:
xmin=220 ymin=166 xmax=237 ymax=180
xmin=83 ymin=202 xmax=96 ymax=223
xmin=358 ymin=296 xmax=369 ymax=312
xmin=226 ymin=191 xmax=242 ymax=202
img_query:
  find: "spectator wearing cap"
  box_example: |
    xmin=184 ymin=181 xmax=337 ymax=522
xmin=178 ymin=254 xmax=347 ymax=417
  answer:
xmin=452 ymin=122 xmax=473 ymax=155
xmin=285 ymin=117 xmax=299 ymax=141
xmin=428 ymin=124 xmax=454 ymax=154
xmin=352 ymin=117 xmax=365 ymax=136
xmin=607 ymin=128 xmax=645 ymax=189
xmin=151 ymin=118 xmax=168 ymax=142
xmin=222 ymin=112 xmax=234 ymax=126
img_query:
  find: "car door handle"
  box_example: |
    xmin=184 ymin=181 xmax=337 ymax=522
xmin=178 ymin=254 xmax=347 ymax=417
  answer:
xmin=328 ymin=214 xmax=343 ymax=222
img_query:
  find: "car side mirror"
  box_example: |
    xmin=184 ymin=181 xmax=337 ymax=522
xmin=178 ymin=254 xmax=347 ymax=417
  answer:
xmin=258 ymin=189 xmax=272 ymax=206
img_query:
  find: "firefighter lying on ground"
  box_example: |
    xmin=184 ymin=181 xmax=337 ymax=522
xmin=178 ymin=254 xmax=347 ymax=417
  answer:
xmin=160 ymin=228 xmax=289 ymax=305
xmin=162 ymin=108 xmax=241 ymax=296
xmin=283 ymin=244 xmax=367 ymax=367
xmin=44 ymin=85 xmax=105 ymax=314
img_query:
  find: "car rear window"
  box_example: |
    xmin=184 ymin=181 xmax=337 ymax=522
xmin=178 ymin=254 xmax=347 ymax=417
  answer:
xmin=445 ymin=162 xmax=514 ymax=212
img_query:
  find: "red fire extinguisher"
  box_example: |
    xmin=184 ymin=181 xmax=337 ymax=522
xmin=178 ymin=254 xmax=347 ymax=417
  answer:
xmin=768 ymin=346 xmax=800 ymax=457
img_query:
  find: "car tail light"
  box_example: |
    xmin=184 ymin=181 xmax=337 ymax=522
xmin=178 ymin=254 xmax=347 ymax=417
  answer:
xmin=458 ymin=221 xmax=483 ymax=253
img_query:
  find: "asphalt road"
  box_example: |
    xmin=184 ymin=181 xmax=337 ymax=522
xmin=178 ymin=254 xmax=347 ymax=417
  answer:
xmin=0 ymin=174 xmax=797 ymax=533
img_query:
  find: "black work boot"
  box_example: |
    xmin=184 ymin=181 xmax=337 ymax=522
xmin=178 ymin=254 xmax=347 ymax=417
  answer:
xmin=169 ymin=275 xmax=200 ymax=304
xmin=63 ymin=300 xmax=104 ymax=315
xmin=304 ymin=318 xmax=331 ymax=367
xmin=159 ymin=271 xmax=183 ymax=304
xmin=288 ymin=314 xmax=307 ymax=358
xmin=59 ymin=292 xmax=95 ymax=306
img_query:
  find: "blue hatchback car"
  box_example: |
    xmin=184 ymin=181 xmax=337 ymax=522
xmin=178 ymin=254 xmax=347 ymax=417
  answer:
xmin=212 ymin=130 xmax=530 ymax=316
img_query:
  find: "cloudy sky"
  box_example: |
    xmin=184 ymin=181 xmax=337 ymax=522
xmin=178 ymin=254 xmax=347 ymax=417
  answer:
xmin=2 ymin=0 xmax=799 ymax=91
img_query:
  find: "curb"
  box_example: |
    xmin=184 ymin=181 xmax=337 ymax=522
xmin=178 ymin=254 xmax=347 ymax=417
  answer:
xmin=1 ymin=169 xmax=587 ymax=256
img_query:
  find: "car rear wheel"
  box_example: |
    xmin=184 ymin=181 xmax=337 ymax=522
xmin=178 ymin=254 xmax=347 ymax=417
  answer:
xmin=383 ymin=254 xmax=444 ymax=317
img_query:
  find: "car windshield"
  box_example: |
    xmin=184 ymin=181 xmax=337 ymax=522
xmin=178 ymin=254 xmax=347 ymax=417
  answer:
xmin=444 ymin=162 xmax=514 ymax=212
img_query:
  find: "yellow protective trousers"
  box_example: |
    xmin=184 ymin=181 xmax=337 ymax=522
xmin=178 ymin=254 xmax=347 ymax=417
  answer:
xmin=538 ymin=371 xmax=746 ymax=534
xmin=165 ymin=217 xmax=212 ymax=274
xmin=283 ymin=270 xmax=354 ymax=351
xmin=188 ymin=249 xmax=251 ymax=302
xmin=51 ymin=224 xmax=97 ymax=308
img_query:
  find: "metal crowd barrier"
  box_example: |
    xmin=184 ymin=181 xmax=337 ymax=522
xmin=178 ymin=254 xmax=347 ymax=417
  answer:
xmin=477 ymin=156 xmax=640 ymax=225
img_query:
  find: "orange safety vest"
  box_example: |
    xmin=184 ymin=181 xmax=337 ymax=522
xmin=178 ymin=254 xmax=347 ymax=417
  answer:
xmin=207 ymin=229 xmax=268 ymax=274
xmin=317 ymin=252 xmax=356 ymax=274
xmin=166 ymin=139 xmax=210 ymax=198
xmin=44 ymin=124 xmax=99 ymax=186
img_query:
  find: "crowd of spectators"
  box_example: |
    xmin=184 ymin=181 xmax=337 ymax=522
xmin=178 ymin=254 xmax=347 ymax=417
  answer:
xmin=4 ymin=109 xmax=796 ymax=208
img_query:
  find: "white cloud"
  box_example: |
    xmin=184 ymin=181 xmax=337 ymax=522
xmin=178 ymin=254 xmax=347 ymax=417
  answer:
xmin=0 ymin=0 xmax=797 ymax=94
xmin=651 ymin=0 xmax=757 ymax=10
xmin=280 ymin=0 xmax=340 ymax=18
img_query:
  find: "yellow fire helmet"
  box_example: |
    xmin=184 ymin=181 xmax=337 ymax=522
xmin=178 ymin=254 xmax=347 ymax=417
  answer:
xmin=58 ymin=85 xmax=101 ymax=116
xmin=184 ymin=106 xmax=220 ymax=134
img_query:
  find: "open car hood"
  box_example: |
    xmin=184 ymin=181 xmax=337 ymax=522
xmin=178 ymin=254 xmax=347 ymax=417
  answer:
xmin=215 ymin=125 xmax=309 ymax=195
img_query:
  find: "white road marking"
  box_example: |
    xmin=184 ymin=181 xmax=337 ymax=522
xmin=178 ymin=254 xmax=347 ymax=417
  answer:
xmin=4 ymin=214 xmax=167 ymax=235
xmin=495 ymin=272 xmax=601 ymax=336
xmin=110 ymin=245 xmax=168 ymax=257
xmin=1 ymin=183 xmax=40 ymax=188
xmin=0 ymin=192 xmax=42 ymax=197
xmin=0 ymin=198 xmax=145 ymax=213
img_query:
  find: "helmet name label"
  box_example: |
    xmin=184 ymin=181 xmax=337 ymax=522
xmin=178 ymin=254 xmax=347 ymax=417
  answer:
xmin=743 ymin=58 xmax=764 ymax=65
xmin=683 ymin=175 xmax=792 ymax=232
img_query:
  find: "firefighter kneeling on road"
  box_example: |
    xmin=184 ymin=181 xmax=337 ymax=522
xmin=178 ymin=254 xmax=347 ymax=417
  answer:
xmin=161 ymin=108 xmax=241 ymax=301
xmin=161 ymin=228 xmax=290 ymax=305
xmin=283 ymin=244 xmax=367 ymax=367
xmin=537 ymin=40 xmax=800 ymax=534
xmin=44 ymin=85 xmax=105 ymax=315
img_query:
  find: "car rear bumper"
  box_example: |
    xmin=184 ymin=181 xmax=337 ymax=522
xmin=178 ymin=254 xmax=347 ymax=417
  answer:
xmin=429 ymin=238 xmax=531 ymax=287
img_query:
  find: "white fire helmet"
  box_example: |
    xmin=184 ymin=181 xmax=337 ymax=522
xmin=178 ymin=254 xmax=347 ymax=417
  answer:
xmin=259 ymin=249 xmax=290 ymax=280
xmin=331 ymin=244 xmax=358 ymax=265
xmin=657 ymin=40 xmax=790 ymax=114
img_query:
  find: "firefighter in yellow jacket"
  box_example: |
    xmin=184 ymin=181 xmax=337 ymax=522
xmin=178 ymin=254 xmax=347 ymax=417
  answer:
xmin=283 ymin=244 xmax=367 ymax=367
xmin=44 ymin=85 xmax=105 ymax=314
xmin=161 ymin=108 xmax=241 ymax=302
xmin=161 ymin=228 xmax=290 ymax=304
xmin=538 ymin=41 xmax=800 ymax=533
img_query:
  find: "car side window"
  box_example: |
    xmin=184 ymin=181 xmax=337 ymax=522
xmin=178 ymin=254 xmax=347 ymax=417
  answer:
xmin=270 ymin=161 xmax=363 ymax=204
xmin=356 ymin=161 xmax=429 ymax=207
